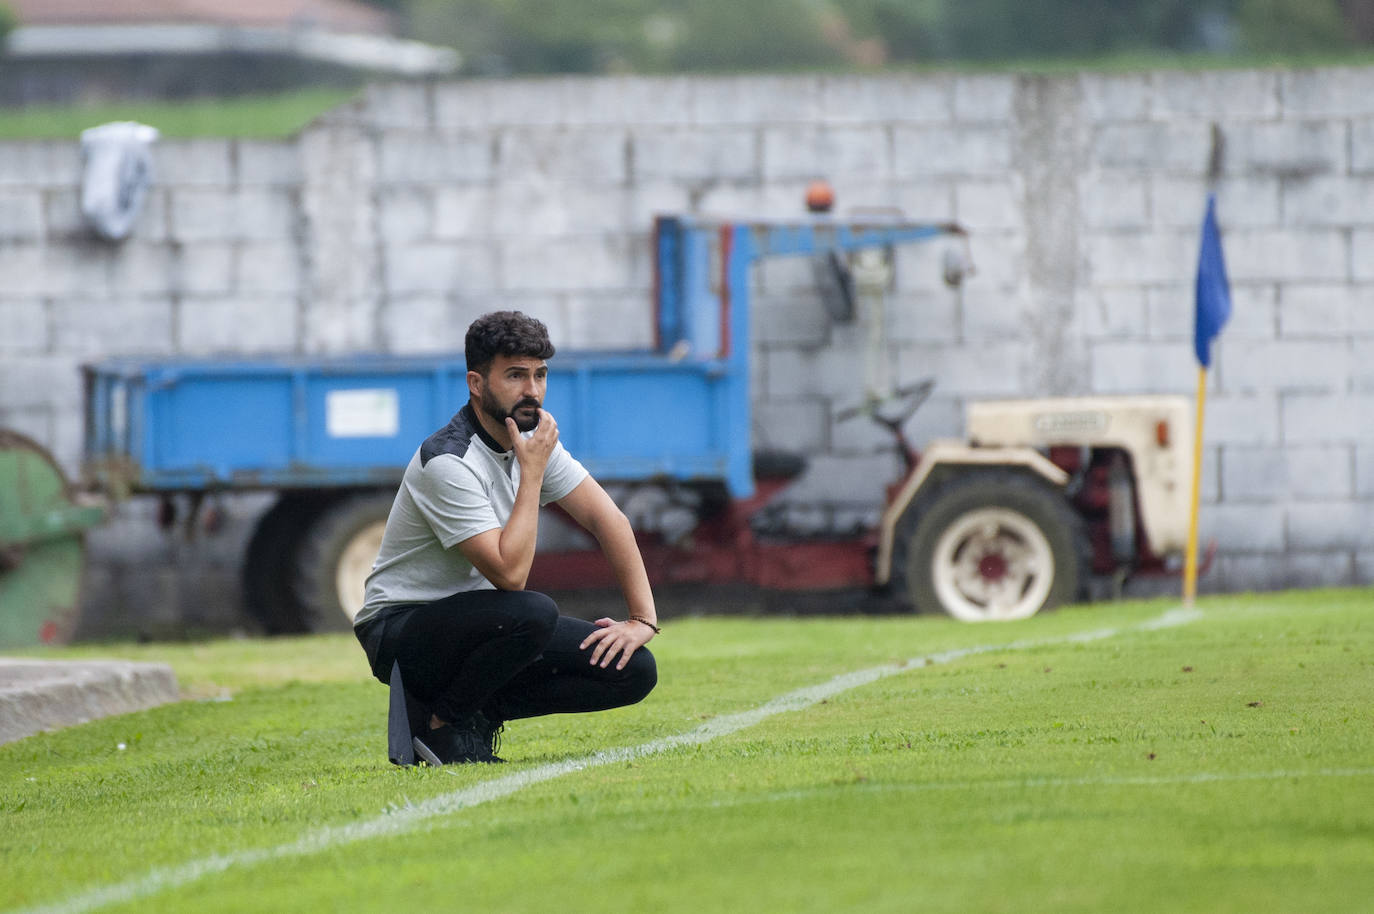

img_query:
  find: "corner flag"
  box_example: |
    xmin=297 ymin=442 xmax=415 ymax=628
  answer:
xmin=1183 ymin=193 xmax=1231 ymax=606
xmin=1194 ymin=194 xmax=1232 ymax=368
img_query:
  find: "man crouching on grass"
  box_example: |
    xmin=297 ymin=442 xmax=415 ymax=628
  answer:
xmin=353 ymin=311 xmax=658 ymax=765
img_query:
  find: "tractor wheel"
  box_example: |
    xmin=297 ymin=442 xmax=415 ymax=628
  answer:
xmin=290 ymin=492 xmax=392 ymax=632
xmin=890 ymin=470 xmax=1088 ymax=622
xmin=241 ymin=494 xmax=330 ymax=634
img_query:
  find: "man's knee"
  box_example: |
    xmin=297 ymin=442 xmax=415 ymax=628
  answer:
xmin=508 ymin=590 xmax=559 ymax=644
xmin=623 ymin=648 xmax=658 ymax=704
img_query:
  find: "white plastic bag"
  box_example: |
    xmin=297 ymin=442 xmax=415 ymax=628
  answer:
xmin=80 ymin=121 xmax=159 ymax=242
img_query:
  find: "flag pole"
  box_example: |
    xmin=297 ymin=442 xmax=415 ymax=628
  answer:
xmin=1186 ymin=133 xmax=1230 ymax=607
xmin=1183 ymin=364 xmax=1207 ymax=607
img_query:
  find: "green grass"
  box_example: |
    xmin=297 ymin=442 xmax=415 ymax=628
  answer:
xmin=0 ymin=89 xmax=358 ymax=140
xmin=2 ymin=589 xmax=1371 ymax=913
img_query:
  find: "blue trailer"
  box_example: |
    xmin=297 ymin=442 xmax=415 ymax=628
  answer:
xmin=84 ymin=215 xmax=960 ymax=500
xmin=76 ymin=213 xmax=964 ymax=632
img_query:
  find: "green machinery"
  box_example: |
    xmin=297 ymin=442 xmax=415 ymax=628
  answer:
xmin=0 ymin=430 xmax=105 ymax=648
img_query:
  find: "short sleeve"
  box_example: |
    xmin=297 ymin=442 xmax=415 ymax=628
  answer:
xmin=539 ymin=440 xmax=589 ymax=505
xmin=410 ymin=455 xmax=502 ymax=548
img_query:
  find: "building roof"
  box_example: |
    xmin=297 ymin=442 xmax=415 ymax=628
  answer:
xmin=5 ymin=0 xmax=392 ymax=34
xmin=2 ymin=0 xmax=459 ymax=77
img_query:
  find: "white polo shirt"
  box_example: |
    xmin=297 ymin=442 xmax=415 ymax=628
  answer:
xmin=356 ymin=403 xmax=588 ymax=626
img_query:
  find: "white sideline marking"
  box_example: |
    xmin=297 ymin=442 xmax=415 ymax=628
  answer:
xmin=14 ymin=609 xmax=1193 ymax=914
xmin=1137 ymin=606 xmax=1203 ymax=630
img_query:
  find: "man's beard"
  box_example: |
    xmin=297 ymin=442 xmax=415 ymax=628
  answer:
xmin=481 ymin=388 xmax=541 ymax=433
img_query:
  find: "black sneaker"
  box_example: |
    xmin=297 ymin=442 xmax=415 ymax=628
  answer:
xmin=413 ymin=715 xmax=501 ymax=765
xmin=475 ymin=711 xmax=506 ymax=763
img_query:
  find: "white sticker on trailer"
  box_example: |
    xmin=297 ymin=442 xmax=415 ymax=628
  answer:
xmin=326 ymin=389 xmax=399 ymax=438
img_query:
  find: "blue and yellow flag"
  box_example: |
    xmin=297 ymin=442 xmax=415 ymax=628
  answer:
xmin=1194 ymin=193 xmax=1232 ymax=368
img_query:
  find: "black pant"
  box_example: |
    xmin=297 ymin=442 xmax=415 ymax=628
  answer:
xmin=356 ymin=589 xmax=657 ymax=726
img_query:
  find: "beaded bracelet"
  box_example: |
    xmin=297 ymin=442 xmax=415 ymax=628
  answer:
xmin=628 ymin=616 xmax=661 ymax=634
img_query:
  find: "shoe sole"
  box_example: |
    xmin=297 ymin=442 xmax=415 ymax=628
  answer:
xmin=412 ymin=736 xmax=444 ymax=767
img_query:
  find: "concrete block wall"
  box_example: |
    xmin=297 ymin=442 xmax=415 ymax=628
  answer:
xmin=0 ymin=137 xmax=309 ymax=635
xmin=1068 ymin=67 xmax=1374 ymax=592
xmin=0 ymin=137 xmax=307 ymax=467
xmin=1 ymin=66 xmax=1371 ymax=634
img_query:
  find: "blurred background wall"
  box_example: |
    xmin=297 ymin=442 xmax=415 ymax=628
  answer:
xmin=1 ymin=69 xmax=1370 ymax=634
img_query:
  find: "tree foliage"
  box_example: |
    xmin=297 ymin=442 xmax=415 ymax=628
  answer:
xmin=378 ymin=0 xmax=1374 ymax=74
xmin=1234 ymin=0 xmax=1353 ymax=53
xmin=402 ymin=0 xmax=845 ymax=74
xmin=1342 ymin=0 xmax=1374 ymax=42
xmin=851 ymin=0 xmax=1218 ymax=61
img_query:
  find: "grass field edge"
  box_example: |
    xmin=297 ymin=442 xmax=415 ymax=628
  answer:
xmin=9 ymin=605 xmax=1202 ymax=914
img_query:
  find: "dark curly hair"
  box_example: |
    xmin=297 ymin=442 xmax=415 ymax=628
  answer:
xmin=464 ymin=311 xmax=556 ymax=375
